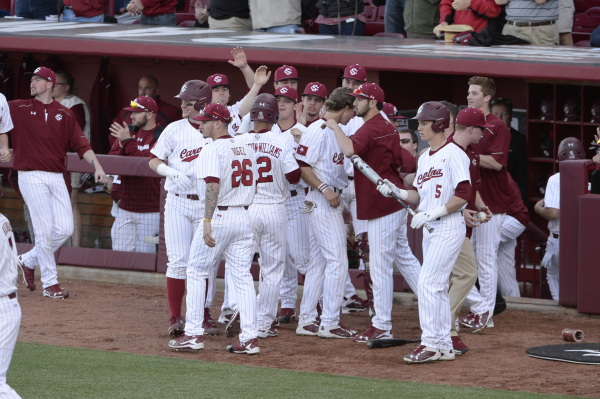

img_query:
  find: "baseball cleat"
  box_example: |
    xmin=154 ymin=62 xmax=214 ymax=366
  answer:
xmin=317 ymin=323 xmax=357 ymax=339
xmin=168 ymin=317 xmax=185 ymax=338
xmin=404 ymin=345 xmax=454 ymax=363
xmin=471 ymin=311 xmax=491 ymax=333
xmin=225 ymin=309 xmax=240 ymax=338
xmin=296 ymin=321 xmax=320 ymax=336
xmin=203 ymin=308 xmax=220 ymax=336
xmin=169 ymin=334 xmax=204 ymax=352
xmin=459 ymin=313 xmax=475 ymax=329
xmin=451 ymin=335 xmax=469 ymax=355
xmin=353 ymin=326 xmax=393 ymax=343
xmin=226 ymin=338 xmax=260 ymax=355
xmin=18 ymin=256 xmax=37 ymax=291
xmin=341 ymin=295 xmax=369 ymax=314
xmin=218 ymin=308 xmax=235 ymax=324
xmin=43 ymin=284 xmax=69 ymax=299
xmin=277 ymin=308 xmax=296 ymax=324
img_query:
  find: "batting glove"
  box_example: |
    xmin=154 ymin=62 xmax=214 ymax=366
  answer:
xmin=410 ymin=205 xmax=448 ymax=229
xmin=377 ymin=179 xmax=408 ymax=200
xmin=157 ymin=163 xmax=193 ymax=191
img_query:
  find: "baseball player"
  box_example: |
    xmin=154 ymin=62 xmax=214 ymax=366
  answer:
xmin=295 ymin=86 xmax=357 ymax=339
xmin=0 ymin=93 xmax=13 ymax=163
xmin=108 ymin=96 xmax=163 ymax=253
xmin=269 ymin=86 xmax=310 ymax=323
xmin=7 ymin=67 xmax=107 ymax=299
xmin=379 ymin=102 xmax=471 ymax=363
xmin=149 ymin=79 xmax=219 ymax=337
xmin=236 ymin=94 xmax=301 ymax=338
xmin=534 ymin=137 xmax=584 ymax=301
xmin=169 ymin=103 xmax=260 ymax=354
xmin=0 ymin=213 xmax=22 ymax=399
xmin=327 ymin=83 xmax=421 ymax=343
xmin=341 ymin=64 xmax=367 ymax=90
xmin=460 ymin=76 xmax=512 ymax=333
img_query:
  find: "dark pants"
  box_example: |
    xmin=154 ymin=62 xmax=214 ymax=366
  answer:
xmin=16 ymin=0 xmax=57 ymax=19
xmin=141 ymin=12 xmax=177 ymax=26
xmin=319 ymin=20 xmax=365 ymax=36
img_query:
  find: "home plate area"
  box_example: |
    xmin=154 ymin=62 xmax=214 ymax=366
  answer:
xmin=526 ymin=343 xmax=600 ymax=365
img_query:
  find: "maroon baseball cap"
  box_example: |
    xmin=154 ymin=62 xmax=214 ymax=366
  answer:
xmin=275 ymin=65 xmax=299 ymax=82
xmin=382 ymin=102 xmax=405 ymax=119
xmin=274 ymin=86 xmax=298 ymax=103
xmin=206 ymin=73 xmax=230 ymax=88
xmin=455 ymin=107 xmax=494 ymax=128
xmin=302 ymin=82 xmax=328 ymax=99
xmin=191 ymin=103 xmax=231 ymax=123
xmin=343 ymin=64 xmax=367 ymax=82
xmin=26 ymin=66 xmax=56 ymax=86
xmin=349 ymin=83 xmax=385 ymax=104
xmin=124 ymin=96 xmax=158 ymax=113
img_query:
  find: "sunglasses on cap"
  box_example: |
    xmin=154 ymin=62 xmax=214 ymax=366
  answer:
xmin=400 ymin=138 xmax=415 ymax=144
xmin=130 ymin=100 xmax=150 ymax=112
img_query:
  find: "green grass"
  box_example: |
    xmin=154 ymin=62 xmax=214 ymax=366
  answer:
xmin=8 ymin=342 xmax=583 ymax=399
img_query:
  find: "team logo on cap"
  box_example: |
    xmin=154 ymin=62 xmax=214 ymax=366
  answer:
xmin=258 ymin=111 xmax=264 ymax=119
xmin=284 ymin=67 xmax=293 ymax=75
xmin=279 ymin=87 xmax=288 ymax=94
xmin=55 ymin=114 xmax=62 ymax=121
xmin=214 ymin=75 xmax=223 ymax=83
xmin=180 ymin=83 xmax=188 ymax=93
xmin=311 ymin=84 xmax=320 ymax=92
xmin=349 ymin=68 xmax=358 ymax=76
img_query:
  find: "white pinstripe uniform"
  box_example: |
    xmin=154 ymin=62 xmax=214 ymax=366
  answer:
xmin=295 ymin=120 xmax=349 ymax=328
xmin=541 ymin=172 xmax=560 ymax=300
xmin=227 ymin=100 xmax=243 ymax=137
xmin=185 ymin=136 xmax=258 ymax=342
xmin=0 ymin=92 xmax=13 ymax=135
xmin=0 ymin=214 xmax=22 ymax=399
xmin=415 ymin=142 xmax=469 ymax=351
xmin=271 ymin=122 xmax=310 ymax=311
xmin=150 ymin=119 xmax=219 ymax=307
xmin=237 ymin=130 xmax=299 ymax=332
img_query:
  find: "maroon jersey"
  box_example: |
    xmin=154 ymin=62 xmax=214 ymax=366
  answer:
xmin=108 ymin=126 xmax=163 ymax=213
xmin=474 ymin=112 xmax=512 ymax=214
xmin=453 ymin=137 xmax=481 ymax=239
xmin=506 ymin=176 xmax=529 ymax=226
xmin=350 ymin=114 xmax=416 ymax=220
xmin=9 ymin=99 xmax=91 ymax=172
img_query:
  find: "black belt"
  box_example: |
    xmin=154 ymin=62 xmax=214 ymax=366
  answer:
xmin=348 ymin=176 xmax=354 ymax=181
xmin=175 ymin=194 xmax=200 ymax=200
xmin=507 ymin=20 xmax=555 ymax=27
xmin=218 ymin=206 xmax=249 ymax=211
xmin=64 ymin=5 xmax=72 ymax=9
xmin=290 ymin=190 xmax=298 ymax=197
xmin=8 ymin=292 xmax=16 ymax=299
xmin=552 ymin=233 xmax=559 ymax=239
xmin=310 ymin=187 xmax=343 ymax=194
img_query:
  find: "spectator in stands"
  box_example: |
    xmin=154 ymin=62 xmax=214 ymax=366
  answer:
xmin=194 ymin=0 xmax=209 ymax=27
xmin=384 ymin=0 xmax=406 ymax=35
xmin=108 ymin=96 xmax=163 ymax=253
xmin=208 ymin=0 xmax=252 ymax=30
xmin=490 ymin=97 xmax=527 ymax=201
xmin=434 ymin=0 xmax=502 ymax=36
xmin=404 ymin=0 xmax=440 ymax=39
xmin=126 ymin=0 xmax=177 ymax=26
xmin=250 ymin=0 xmax=301 ymax=33
xmin=61 ymin=0 xmax=108 ymax=22
xmin=316 ymin=0 xmax=366 ymax=35
xmin=52 ymin=70 xmax=91 ymax=247
xmin=592 ymin=25 xmax=600 ymax=47
xmin=398 ymin=128 xmax=418 ymax=157
xmin=497 ymin=0 xmax=559 ymax=45
xmin=15 ymin=0 xmax=57 ymax=19
xmin=557 ymin=0 xmax=574 ymax=45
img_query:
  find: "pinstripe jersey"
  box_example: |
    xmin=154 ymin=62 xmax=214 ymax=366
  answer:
xmin=0 ymin=214 xmax=18 ymax=296
xmin=272 ymin=122 xmax=308 ymax=190
xmin=295 ymin=120 xmax=348 ymax=191
xmin=228 ymin=100 xmax=243 ymax=136
xmin=415 ymin=141 xmax=471 ymax=212
xmin=150 ymin=118 xmax=211 ymax=195
xmin=544 ymin=172 xmax=560 ymax=234
xmin=236 ymin=130 xmax=299 ymax=204
xmin=197 ymin=135 xmax=257 ymax=207
xmin=0 ymin=93 xmax=14 ymax=133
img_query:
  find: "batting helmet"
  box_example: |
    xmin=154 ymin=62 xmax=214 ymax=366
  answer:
xmin=175 ymin=80 xmax=211 ymax=110
xmin=412 ymin=101 xmax=450 ymax=133
xmin=250 ymin=93 xmax=279 ymax=123
xmin=557 ymin=137 xmax=585 ymax=162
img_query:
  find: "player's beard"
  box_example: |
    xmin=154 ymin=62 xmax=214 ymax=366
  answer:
xmin=355 ymin=104 xmax=368 ymax=118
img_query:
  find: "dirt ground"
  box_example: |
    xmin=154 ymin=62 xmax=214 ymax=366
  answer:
xmin=16 ymin=278 xmax=600 ymax=398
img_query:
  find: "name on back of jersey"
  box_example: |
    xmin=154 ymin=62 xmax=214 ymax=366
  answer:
xmin=247 ymin=142 xmax=282 ymax=158
xmin=232 ymin=146 xmax=247 ymax=156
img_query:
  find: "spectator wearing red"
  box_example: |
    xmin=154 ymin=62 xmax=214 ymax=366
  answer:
xmin=127 ymin=0 xmax=177 ymax=26
xmin=435 ymin=0 xmax=502 ymax=35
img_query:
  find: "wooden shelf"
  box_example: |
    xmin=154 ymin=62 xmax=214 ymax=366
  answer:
xmin=528 ymin=157 xmax=555 ymax=163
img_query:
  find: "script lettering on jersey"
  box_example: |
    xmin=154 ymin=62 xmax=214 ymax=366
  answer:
xmin=416 ymin=167 xmax=444 ymax=186
xmin=247 ymin=142 xmax=282 ymax=159
xmin=332 ymin=152 xmax=344 ymax=165
xmin=180 ymin=147 xmax=202 ymax=162
xmin=231 ymin=146 xmax=247 ymax=156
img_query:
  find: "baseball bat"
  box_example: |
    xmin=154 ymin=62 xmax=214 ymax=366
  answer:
xmin=350 ymin=155 xmax=434 ymax=233
xmin=366 ymin=338 xmax=421 ymax=349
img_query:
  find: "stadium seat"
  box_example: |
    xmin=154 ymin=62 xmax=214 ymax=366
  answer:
xmin=573 ymin=6 xmax=600 ymax=43
xmin=574 ymin=40 xmax=591 ymax=46
xmin=364 ymin=22 xmax=385 ymax=36
xmin=178 ymin=20 xmax=196 ymax=27
xmin=363 ymin=5 xmax=377 ymax=22
xmin=574 ymin=0 xmax=599 ymax=13
xmin=176 ymin=13 xmax=196 ymax=25
xmin=376 ymin=5 xmax=385 ymax=22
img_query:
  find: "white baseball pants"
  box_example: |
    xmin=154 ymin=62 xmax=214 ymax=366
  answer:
xmin=0 ymin=294 xmax=22 ymax=399
xmin=111 ymin=207 xmax=160 ymax=253
xmin=542 ymin=235 xmax=560 ymax=301
xmin=497 ymin=215 xmax=526 ymax=298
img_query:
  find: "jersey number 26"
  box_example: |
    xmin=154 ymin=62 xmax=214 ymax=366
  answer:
xmin=231 ymin=159 xmax=254 ymax=187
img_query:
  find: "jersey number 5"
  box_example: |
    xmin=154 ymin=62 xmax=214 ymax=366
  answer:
xmin=435 ymin=184 xmax=442 ymax=198
xmin=256 ymin=156 xmax=273 ymax=183
xmin=231 ymin=159 xmax=254 ymax=187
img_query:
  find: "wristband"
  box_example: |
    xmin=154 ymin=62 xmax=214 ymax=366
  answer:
xmin=318 ymin=183 xmax=328 ymax=193
xmin=203 ymin=218 xmax=211 ymax=222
